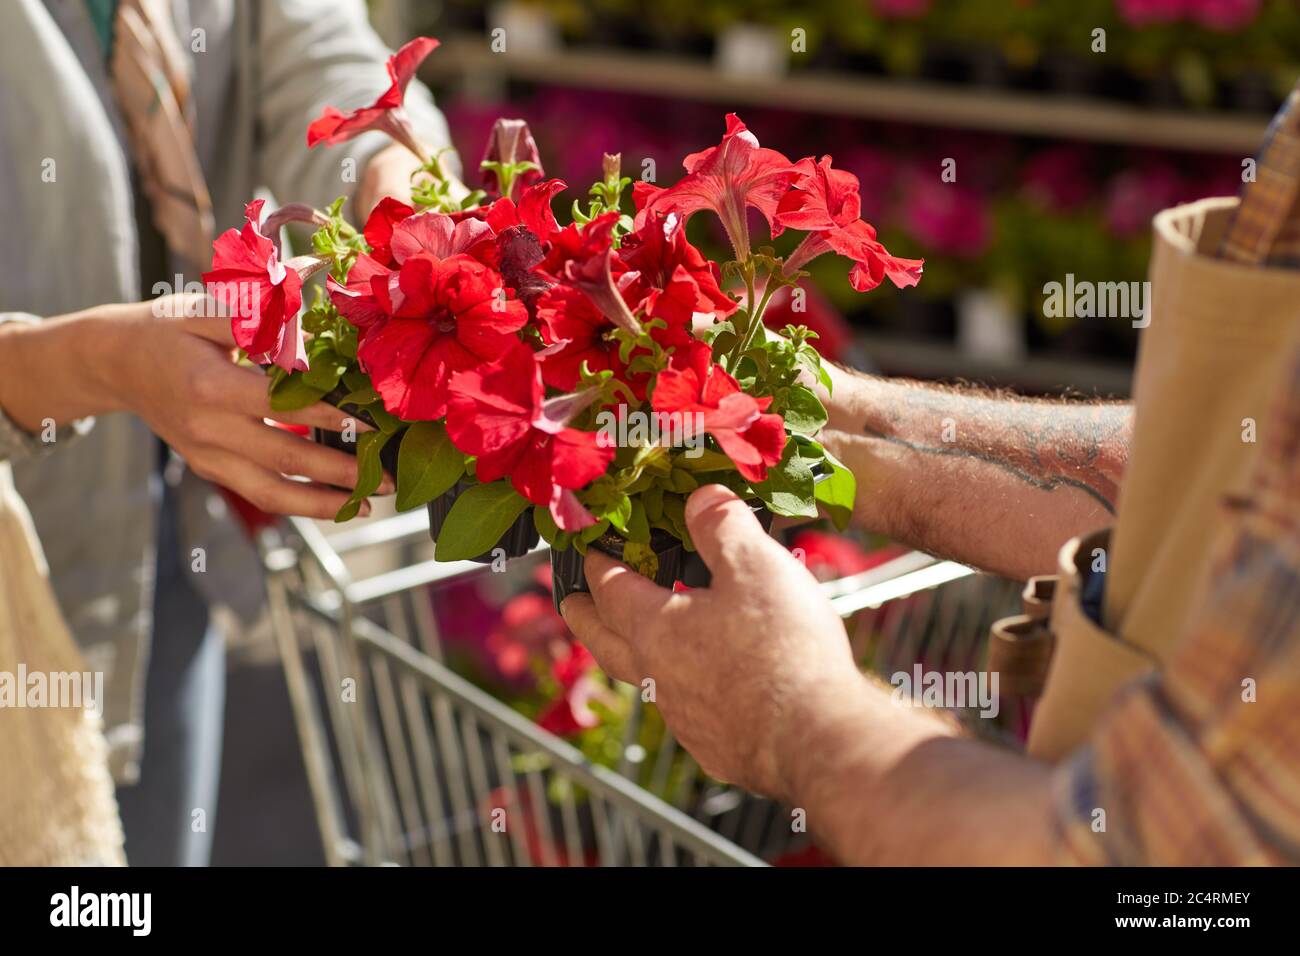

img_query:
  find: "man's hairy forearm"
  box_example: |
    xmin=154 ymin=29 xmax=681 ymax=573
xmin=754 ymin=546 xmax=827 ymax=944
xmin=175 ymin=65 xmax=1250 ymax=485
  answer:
xmin=820 ymin=365 xmax=1132 ymax=580
xmin=780 ymin=674 xmax=1058 ymax=865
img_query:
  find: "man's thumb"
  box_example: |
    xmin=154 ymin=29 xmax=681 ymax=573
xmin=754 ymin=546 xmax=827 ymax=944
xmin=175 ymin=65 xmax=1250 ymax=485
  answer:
xmin=683 ymin=483 xmax=771 ymax=584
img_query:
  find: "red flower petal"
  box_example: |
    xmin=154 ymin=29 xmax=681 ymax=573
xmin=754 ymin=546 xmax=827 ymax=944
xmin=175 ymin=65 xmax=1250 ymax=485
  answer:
xmin=361 ymin=314 xmax=477 ymax=420
xmin=362 ymin=197 xmax=414 ymax=265
xmin=326 ymin=254 xmax=392 ymax=334
xmin=644 ymin=113 xmax=800 ymax=256
xmin=549 ymin=487 xmax=599 ymax=532
xmin=307 ymin=37 xmax=439 ymax=146
xmin=382 ymin=36 xmax=440 ymax=107
xmin=774 ymin=155 xmax=862 ymax=234
xmin=550 ymin=428 xmax=615 ymax=490
xmin=390 ymin=212 xmax=494 ymax=265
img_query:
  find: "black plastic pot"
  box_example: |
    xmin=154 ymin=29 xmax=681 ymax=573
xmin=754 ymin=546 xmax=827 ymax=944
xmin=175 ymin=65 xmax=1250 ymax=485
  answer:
xmin=311 ymin=387 xmax=399 ymax=477
xmin=427 ymin=479 xmax=540 ymax=564
xmin=549 ymin=499 xmax=775 ymax=614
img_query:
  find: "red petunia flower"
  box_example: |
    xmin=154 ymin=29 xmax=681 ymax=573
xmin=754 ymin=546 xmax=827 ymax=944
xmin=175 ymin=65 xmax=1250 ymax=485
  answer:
xmin=485 ymin=591 xmax=571 ymax=683
xmin=445 ymin=346 xmax=614 ymax=530
xmin=203 ymin=199 xmax=322 ymax=372
xmin=336 ymin=204 xmax=499 ymax=335
xmin=448 ymin=179 xmax=567 ymax=315
xmin=388 ymin=210 xmax=495 ymax=266
xmin=619 ymin=212 xmax=737 ymax=342
xmin=360 ymin=197 xmax=415 ymax=266
xmin=789 ymin=531 xmax=905 ymax=581
xmin=306 ymin=36 xmax=439 ymax=161
xmin=480 ymin=178 xmax=565 ymax=244
xmin=651 ymin=341 xmax=786 ymax=483
xmin=325 ymin=253 xmax=391 ymax=336
xmin=536 ymin=212 xmax=640 ymax=334
xmin=534 ymin=284 xmax=632 ymax=391
xmin=642 ymin=113 xmax=800 ymax=259
xmin=777 ymin=156 xmax=923 ymax=292
xmin=358 ymin=253 xmax=527 ymax=420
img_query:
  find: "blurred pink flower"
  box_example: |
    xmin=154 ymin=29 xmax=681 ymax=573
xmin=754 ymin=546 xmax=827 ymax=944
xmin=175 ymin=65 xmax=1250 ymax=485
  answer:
xmin=535 ymin=642 xmax=605 ymax=738
xmin=1020 ymin=146 xmax=1096 ymax=212
xmin=1191 ymin=0 xmax=1261 ymax=31
xmin=900 ymin=170 xmax=992 ymax=258
xmin=871 ymin=0 xmax=933 ymax=18
xmin=1104 ymin=162 xmax=1185 ymax=237
xmin=791 ymin=531 xmax=905 ymax=582
xmin=485 ymin=592 xmax=571 ymax=682
xmin=1115 ymin=0 xmax=1190 ymax=27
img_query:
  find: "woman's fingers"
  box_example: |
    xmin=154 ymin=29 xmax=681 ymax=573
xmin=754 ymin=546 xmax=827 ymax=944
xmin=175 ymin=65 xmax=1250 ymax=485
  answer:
xmin=234 ymin=417 xmax=393 ymax=493
xmin=190 ymin=447 xmax=368 ymax=520
xmin=164 ymin=293 xmax=236 ymax=346
xmin=270 ymin=400 xmax=375 ymax=436
xmin=212 ymin=356 xmax=374 ymax=435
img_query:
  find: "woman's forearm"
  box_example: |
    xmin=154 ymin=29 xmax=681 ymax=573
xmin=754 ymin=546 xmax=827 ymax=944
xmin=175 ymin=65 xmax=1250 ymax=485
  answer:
xmin=0 ymin=309 xmax=124 ymax=436
xmin=820 ymin=364 xmax=1131 ymax=580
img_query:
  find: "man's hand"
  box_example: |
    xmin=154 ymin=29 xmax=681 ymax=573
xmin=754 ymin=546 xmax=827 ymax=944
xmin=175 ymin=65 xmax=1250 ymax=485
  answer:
xmin=560 ymin=482 xmax=1060 ymax=865
xmin=560 ymin=483 xmax=863 ymax=799
xmin=0 ymin=294 xmax=388 ymax=520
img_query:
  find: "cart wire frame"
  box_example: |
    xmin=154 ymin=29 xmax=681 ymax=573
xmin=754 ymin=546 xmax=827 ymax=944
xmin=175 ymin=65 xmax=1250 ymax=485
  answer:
xmin=261 ymin=511 xmax=1014 ymax=867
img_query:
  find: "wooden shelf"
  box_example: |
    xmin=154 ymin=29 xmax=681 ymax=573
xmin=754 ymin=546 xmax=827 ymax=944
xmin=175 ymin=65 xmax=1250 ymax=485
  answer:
xmin=422 ymin=34 xmax=1269 ymax=155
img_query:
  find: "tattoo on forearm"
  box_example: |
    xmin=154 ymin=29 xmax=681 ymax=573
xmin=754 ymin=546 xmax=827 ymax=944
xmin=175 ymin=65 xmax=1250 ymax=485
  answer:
xmin=864 ymin=385 xmax=1132 ymax=514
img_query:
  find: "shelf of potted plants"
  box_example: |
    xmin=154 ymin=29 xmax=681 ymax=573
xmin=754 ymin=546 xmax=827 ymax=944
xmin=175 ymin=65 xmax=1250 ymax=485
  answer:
xmin=416 ymin=32 xmax=1272 ymax=154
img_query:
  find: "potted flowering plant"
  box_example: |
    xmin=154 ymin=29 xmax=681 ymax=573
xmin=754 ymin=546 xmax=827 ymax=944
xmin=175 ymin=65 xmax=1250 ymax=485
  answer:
xmin=203 ymin=36 xmax=922 ymax=595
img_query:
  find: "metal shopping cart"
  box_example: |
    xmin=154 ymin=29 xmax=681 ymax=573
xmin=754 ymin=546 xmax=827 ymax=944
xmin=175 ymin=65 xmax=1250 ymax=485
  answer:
xmin=259 ymin=507 xmax=1020 ymax=867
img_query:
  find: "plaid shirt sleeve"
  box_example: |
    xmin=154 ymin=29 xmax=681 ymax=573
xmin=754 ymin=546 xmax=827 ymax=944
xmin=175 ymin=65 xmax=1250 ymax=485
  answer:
xmin=1051 ymin=332 xmax=1300 ymax=866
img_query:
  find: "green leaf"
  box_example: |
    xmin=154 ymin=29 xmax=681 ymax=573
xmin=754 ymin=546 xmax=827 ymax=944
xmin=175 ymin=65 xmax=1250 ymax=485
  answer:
xmin=434 ymin=481 xmax=530 ymax=561
xmin=667 ymin=468 xmax=698 ymax=494
xmin=625 ymin=498 xmax=650 ymax=544
xmin=395 ymin=421 xmax=466 ymax=512
xmin=782 ymin=384 xmax=828 ymax=436
xmin=604 ymin=492 xmax=634 ymax=534
xmin=752 ymin=441 xmax=818 ymax=518
xmin=622 ymin=540 xmax=659 ymax=579
xmin=342 ymin=369 xmax=371 ymax=393
xmin=797 ymin=345 xmax=833 ymax=394
xmin=301 ymin=349 xmax=348 ymax=393
xmin=660 ymin=494 xmax=693 ymax=549
xmin=675 ymin=448 xmax=735 ymax=473
xmin=577 ymin=519 xmax=610 ymax=548
xmin=641 ymin=484 xmax=664 ymax=522
xmin=338 ymin=385 xmax=380 ymax=406
xmin=335 ymin=430 xmax=391 ymax=522
xmin=533 ymin=504 xmax=560 ymax=547
xmin=367 ymin=402 xmax=403 ymax=434
xmin=270 ymin=373 xmax=329 ymax=412
xmin=814 ymin=448 xmax=857 ymax=532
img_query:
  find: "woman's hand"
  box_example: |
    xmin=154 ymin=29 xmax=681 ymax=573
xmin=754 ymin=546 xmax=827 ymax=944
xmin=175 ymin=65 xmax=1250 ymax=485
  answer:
xmin=0 ymin=294 xmax=388 ymax=520
xmin=355 ymin=142 xmax=471 ymax=219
